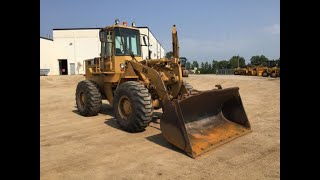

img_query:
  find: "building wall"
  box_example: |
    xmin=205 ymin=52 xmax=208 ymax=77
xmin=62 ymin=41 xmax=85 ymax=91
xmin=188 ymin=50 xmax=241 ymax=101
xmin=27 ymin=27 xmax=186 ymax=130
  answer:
xmin=139 ymin=28 xmax=165 ymax=60
xmin=53 ymin=29 xmax=101 ymax=75
xmin=40 ymin=38 xmax=58 ymax=75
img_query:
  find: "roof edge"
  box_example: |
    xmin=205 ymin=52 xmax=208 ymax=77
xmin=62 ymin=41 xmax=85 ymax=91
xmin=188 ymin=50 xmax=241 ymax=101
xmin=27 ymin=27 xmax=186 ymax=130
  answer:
xmin=40 ymin=36 xmax=53 ymax=41
xmin=53 ymin=27 xmax=102 ymax=30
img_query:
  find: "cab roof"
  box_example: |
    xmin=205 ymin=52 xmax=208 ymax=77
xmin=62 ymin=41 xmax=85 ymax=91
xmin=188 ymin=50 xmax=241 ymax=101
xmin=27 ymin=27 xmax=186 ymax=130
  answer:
xmin=102 ymin=24 xmax=140 ymax=31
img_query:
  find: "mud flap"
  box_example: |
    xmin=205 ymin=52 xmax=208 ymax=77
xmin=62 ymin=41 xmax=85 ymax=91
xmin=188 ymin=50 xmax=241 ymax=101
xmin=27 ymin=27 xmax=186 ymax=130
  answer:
xmin=160 ymin=87 xmax=251 ymax=158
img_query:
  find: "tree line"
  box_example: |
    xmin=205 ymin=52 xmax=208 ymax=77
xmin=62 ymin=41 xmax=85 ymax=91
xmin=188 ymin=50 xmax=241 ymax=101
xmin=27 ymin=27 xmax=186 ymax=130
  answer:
xmin=165 ymin=52 xmax=280 ymax=74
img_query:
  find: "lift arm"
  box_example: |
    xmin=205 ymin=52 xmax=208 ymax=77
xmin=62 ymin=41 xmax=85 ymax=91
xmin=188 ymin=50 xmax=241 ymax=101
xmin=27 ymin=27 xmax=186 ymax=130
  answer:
xmin=128 ymin=60 xmax=171 ymax=101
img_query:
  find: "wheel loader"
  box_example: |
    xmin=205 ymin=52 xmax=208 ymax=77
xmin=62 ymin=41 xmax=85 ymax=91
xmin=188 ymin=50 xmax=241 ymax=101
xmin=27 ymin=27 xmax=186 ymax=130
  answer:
xmin=246 ymin=66 xmax=257 ymax=76
xmin=233 ymin=67 xmax=247 ymax=75
xmin=260 ymin=61 xmax=280 ymax=78
xmin=255 ymin=65 xmax=266 ymax=77
xmin=75 ymin=20 xmax=251 ymax=158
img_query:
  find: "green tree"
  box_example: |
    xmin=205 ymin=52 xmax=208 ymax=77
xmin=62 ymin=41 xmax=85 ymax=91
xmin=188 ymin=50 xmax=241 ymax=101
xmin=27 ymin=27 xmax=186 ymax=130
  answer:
xmin=192 ymin=61 xmax=199 ymax=68
xmin=212 ymin=60 xmax=218 ymax=73
xmin=208 ymin=63 xmax=212 ymax=73
xmin=199 ymin=62 xmax=205 ymax=73
xmin=165 ymin=51 xmax=173 ymax=59
xmin=200 ymin=62 xmax=204 ymax=69
xmin=275 ymin=57 xmax=280 ymax=67
xmin=185 ymin=61 xmax=191 ymax=69
xmin=229 ymin=55 xmax=246 ymax=68
xmin=250 ymin=55 xmax=269 ymax=66
xmin=190 ymin=63 xmax=194 ymax=69
xmin=204 ymin=62 xmax=209 ymax=74
xmin=218 ymin=60 xmax=229 ymax=69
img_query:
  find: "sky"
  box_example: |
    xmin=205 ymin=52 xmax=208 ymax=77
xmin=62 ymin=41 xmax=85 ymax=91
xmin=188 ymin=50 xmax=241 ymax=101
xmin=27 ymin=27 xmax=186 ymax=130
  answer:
xmin=40 ymin=0 xmax=280 ymax=63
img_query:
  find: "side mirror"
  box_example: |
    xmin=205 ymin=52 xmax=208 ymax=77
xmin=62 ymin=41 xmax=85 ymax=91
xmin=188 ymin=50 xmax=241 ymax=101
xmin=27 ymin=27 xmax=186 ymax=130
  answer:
xmin=99 ymin=30 xmax=106 ymax=42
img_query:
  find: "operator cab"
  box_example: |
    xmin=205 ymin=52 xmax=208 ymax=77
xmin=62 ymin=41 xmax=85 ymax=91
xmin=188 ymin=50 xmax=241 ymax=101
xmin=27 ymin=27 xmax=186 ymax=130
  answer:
xmin=99 ymin=20 xmax=142 ymax=58
xmin=179 ymin=57 xmax=187 ymax=67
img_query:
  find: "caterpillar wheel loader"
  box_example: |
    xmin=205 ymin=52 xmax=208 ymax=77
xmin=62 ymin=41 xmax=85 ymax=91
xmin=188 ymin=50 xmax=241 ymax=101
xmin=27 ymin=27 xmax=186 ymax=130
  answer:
xmin=261 ymin=61 xmax=280 ymax=78
xmin=255 ymin=65 xmax=266 ymax=76
xmin=246 ymin=66 xmax=257 ymax=76
xmin=75 ymin=20 xmax=251 ymax=158
xmin=234 ymin=67 xmax=247 ymax=75
xmin=233 ymin=67 xmax=241 ymax=75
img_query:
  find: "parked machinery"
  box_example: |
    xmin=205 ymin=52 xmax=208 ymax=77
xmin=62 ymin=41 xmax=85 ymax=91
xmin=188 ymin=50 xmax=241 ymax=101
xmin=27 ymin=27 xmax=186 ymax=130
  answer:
xmin=180 ymin=57 xmax=189 ymax=77
xmin=75 ymin=20 xmax=251 ymax=158
xmin=261 ymin=60 xmax=280 ymax=78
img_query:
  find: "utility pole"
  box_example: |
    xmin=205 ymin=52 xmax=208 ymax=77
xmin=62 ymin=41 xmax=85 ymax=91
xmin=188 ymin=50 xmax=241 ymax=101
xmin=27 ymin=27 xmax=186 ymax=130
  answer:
xmin=237 ymin=54 xmax=239 ymax=68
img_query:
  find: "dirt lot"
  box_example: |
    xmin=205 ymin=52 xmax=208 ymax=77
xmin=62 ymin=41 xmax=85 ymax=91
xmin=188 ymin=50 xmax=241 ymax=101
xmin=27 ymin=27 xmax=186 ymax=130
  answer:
xmin=40 ymin=74 xmax=280 ymax=180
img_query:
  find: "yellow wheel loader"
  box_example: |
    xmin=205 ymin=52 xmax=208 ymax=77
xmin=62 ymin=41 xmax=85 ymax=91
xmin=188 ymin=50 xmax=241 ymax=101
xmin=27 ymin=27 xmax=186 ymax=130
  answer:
xmin=233 ymin=67 xmax=241 ymax=75
xmin=234 ymin=67 xmax=247 ymax=75
xmin=260 ymin=61 xmax=280 ymax=78
xmin=75 ymin=20 xmax=251 ymax=158
xmin=246 ymin=66 xmax=257 ymax=76
xmin=255 ymin=65 xmax=266 ymax=77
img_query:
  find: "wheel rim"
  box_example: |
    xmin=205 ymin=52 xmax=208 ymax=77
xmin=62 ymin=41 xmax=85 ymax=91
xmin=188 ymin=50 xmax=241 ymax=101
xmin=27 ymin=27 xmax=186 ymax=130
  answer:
xmin=118 ymin=96 xmax=132 ymax=120
xmin=79 ymin=91 xmax=85 ymax=106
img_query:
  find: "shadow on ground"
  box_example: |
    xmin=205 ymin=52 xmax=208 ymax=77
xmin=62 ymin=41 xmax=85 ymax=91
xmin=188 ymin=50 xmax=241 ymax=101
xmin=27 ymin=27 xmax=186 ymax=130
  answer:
xmin=104 ymin=118 xmax=123 ymax=131
xmin=103 ymin=110 xmax=163 ymax=131
xmin=101 ymin=109 xmax=186 ymax=156
xmin=72 ymin=103 xmax=114 ymax=116
xmin=99 ymin=104 xmax=114 ymax=116
xmin=145 ymin=133 xmax=186 ymax=156
xmin=151 ymin=111 xmax=162 ymax=124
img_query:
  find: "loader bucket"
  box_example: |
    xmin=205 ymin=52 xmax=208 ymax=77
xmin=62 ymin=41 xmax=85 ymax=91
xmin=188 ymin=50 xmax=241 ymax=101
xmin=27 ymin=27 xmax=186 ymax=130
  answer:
xmin=160 ymin=87 xmax=251 ymax=158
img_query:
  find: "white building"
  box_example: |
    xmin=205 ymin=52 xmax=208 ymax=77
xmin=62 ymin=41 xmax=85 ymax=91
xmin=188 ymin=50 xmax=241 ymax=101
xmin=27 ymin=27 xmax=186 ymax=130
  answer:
xmin=139 ymin=27 xmax=165 ymax=60
xmin=40 ymin=27 xmax=165 ymax=75
xmin=40 ymin=37 xmax=58 ymax=75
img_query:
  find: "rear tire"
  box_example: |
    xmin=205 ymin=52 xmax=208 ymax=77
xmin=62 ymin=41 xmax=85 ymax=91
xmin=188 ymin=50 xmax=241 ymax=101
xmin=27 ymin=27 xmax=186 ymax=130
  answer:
xmin=113 ymin=81 xmax=153 ymax=132
xmin=76 ymin=80 xmax=102 ymax=116
xmin=262 ymin=72 xmax=268 ymax=77
xmin=89 ymin=80 xmax=105 ymax=104
xmin=271 ymin=72 xmax=277 ymax=78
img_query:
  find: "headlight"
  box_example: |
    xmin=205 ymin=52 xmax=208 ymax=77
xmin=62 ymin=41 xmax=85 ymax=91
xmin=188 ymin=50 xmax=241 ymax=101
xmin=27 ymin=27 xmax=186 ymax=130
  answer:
xmin=120 ymin=63 xmax=125 ymax=70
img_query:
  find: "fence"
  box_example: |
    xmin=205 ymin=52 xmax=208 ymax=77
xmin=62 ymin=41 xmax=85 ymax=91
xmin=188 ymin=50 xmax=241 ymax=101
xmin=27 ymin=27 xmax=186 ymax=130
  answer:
xmin=216 ymin=69 xmax=234 ymax=75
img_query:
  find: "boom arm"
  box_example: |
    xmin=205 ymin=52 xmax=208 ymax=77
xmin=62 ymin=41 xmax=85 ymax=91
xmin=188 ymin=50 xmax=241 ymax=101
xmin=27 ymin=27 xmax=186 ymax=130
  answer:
xmin=172 ymin=25 xmax=179 ymax=59
xmin=128 ymin=61 xmax=171 ymax=102
xmin=124 ymin=25 xmax=184 ymax=103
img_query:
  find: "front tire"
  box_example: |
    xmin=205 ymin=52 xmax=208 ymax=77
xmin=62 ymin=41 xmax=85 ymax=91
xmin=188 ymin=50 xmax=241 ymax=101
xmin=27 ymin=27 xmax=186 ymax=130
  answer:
xmin=76 ymin=80 xmax=102 ymax=116
xmin=113 ymin=81 xmax=153 ymax=132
